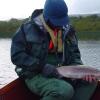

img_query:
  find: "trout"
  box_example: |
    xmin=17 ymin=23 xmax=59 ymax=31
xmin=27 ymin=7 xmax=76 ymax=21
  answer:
xmin=57 ymin=65 xmax=100 ymax=80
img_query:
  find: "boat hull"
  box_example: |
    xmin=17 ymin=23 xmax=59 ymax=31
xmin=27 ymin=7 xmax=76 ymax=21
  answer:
xmin=0 ymin=78 xmax=40 ymax=100
xmin=0 ymin=78 xmax=100 ymax=100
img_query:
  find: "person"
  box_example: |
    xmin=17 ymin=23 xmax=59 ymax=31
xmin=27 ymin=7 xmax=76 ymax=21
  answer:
xmin=11 ymin=0 xmax=97 ymax=100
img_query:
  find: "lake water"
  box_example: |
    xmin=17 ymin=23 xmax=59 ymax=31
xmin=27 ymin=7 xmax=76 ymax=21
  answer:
xmin=0 ymin=39 xmax=100 ymax=88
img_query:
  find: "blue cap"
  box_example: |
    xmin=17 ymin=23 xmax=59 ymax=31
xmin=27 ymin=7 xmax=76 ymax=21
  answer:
xmin=43 ymin=0 xmax=69 ymax=27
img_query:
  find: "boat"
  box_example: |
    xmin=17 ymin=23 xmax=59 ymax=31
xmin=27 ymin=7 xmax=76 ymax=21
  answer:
xmin=0 ymin=78 xmax=40 ymax=100
xmin=0 ymin=78 xmax=100 ymax=100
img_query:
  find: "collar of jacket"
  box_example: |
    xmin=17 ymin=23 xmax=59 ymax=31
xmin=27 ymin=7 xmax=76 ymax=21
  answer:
xmin=22 ymin=9 xmax=47 ymax=43
xmin=30 ymin=9 xmax=70 ymax=41
xmin=31 ymin=9 xmax=70 ymax=37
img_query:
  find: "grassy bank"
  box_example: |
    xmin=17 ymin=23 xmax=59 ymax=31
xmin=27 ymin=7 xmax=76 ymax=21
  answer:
xmin=1 ymin=31 xmax=100 ymax=40
xmin=77 ymin=31 xmax=100 ymax=40
xmin=0 ymin=15 xmax=100 ymax=40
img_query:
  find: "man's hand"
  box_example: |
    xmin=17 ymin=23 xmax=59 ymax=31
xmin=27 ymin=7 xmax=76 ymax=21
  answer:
xmin=42 ymin=64 xmax=63 ymax=78
xmin=82 ymin=75 xmax=97 ymax=83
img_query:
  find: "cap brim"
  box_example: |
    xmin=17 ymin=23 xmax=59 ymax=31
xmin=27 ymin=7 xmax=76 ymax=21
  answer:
xmin=50 ymin=15 xmax=69 ymax=27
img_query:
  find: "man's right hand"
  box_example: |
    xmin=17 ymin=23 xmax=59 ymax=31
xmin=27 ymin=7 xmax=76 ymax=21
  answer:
xmin=42 ymin=64 xmax=63 ymax=78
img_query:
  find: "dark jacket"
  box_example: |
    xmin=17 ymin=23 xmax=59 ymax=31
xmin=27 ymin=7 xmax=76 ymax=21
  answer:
xmin=11 ymin=9 xmax=83 ymax=78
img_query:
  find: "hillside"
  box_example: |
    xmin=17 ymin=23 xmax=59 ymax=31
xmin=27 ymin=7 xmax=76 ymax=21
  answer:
xmin=0 ymin=14 xmax=100 ymax=40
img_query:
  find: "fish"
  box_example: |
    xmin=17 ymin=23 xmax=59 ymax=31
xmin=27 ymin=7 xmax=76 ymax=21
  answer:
xmin=57 ymin=65 xmax=100 ymax=80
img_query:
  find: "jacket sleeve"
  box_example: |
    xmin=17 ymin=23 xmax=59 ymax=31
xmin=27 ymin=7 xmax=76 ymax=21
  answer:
xmin=11 ymin=25 xmax=41 ymax=72
xmin=63 ymin=26 xmax=83 ymax=65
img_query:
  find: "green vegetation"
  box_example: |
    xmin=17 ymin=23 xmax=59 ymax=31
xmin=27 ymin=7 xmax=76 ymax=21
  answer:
xmin=0 ymin=18 xmax=23 ymax=38
xmin=77 ymin=31 xmax=100 ymax=40
xmin=70 ymin=15 xmax=100 ymax=32
xmin=0 ymin=14 xmax=100 ymax=40
xmin=70 ymin=15 xmax=100 ymax=40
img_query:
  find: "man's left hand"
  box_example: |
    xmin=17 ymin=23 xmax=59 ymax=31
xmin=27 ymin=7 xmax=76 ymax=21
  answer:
xmin=82 ymin=75 xmax=98 ymax=83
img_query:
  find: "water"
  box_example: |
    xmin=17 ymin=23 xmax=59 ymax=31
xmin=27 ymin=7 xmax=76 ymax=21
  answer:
xmin=0 ymin=39 xmax=100 ymax=88
xmin=79 ymin=41 xmax=100 ymax=68
xmin=0 ymin=39 xmax=18 ymax=88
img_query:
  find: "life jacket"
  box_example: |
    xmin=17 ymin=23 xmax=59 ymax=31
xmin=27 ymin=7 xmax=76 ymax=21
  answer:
xmin=40 ymin=15 xmax=63 ymax=53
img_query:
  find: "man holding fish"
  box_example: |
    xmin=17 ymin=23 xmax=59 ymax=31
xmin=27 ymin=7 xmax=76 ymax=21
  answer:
xmin=11 ymin=0 xmax=97 ymax=100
